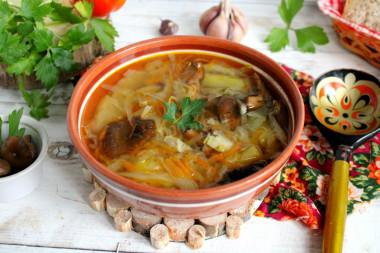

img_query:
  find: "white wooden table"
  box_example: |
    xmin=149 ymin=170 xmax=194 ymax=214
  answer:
xmin=1 ymin=1 xmax=380 ymax=252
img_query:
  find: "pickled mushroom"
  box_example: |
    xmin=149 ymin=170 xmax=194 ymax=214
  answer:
xmin=1 ymin=135 xmax=37 ymax=171
xmin=0 ymin=158 xmax=11 ymax=177
xmin=99 ymin=116 xmax=156 ymax=158
xmin=216 ymin=95 xmax=241 ymax=131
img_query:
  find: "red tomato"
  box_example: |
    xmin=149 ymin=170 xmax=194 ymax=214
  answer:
xmin=74 ymin=0 xmax=126 ymax=17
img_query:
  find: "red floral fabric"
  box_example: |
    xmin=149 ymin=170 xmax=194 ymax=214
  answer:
xmin=254 ymin=65 xmax=380 ymax=230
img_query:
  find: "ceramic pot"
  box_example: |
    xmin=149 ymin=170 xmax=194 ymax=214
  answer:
xmin=67 ymin=36 xmax=304 ymax=218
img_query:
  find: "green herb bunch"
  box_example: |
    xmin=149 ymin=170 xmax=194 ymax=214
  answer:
xmin=0 ymin=0 xmax=118 ymax=120
xmin=265 ymin=0 xmax=329 ymax=53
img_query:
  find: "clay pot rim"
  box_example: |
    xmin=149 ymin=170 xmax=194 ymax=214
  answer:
xmin=67 ymin=35 xmax=304 ymax=202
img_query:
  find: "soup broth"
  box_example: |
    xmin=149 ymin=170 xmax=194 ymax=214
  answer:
xmin=83 ymin=52 xmax=288 ymax=190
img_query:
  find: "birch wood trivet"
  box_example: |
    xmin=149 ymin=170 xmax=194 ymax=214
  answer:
xmin=83 ymin=164 xmax=266 ymax=250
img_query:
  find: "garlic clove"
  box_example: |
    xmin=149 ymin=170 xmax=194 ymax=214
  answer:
xmin=231 ymin=6 xmax=249 ymax=36
xmin=199 ymin=3 xmax=222 ymax=34
xmin=206 ymin=12 xmax=230 ymax=40
xmin=230 ymin=18 xmax=244 ymax=42
xmin=159 ymin=19 xmax=179 ymax=36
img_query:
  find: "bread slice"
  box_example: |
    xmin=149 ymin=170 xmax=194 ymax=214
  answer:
xmin=342 ymin=0 xmax=380 ymax=32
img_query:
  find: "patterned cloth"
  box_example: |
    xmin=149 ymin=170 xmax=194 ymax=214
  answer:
xmin=254 ymin=65 xmax=380 ymax=230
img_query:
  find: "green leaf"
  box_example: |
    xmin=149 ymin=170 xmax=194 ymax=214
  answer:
xmin=0 ymin=32 xmax=30 ymax=64
xmin=162 ymin=101 xmax=178 ymax=123
xmin=49 ymin=2 xmax=84 ymax=24
xmin=371 ymin=142 xmax=380 ymax=158
xmin=350 ymin=175 xmax=373 ymax=188
xmin=353 ymin=153 xmax=370 ymax=167
xmin=51 ymin=47 xmax=74 ymax=71
xmin=307 ymin=182 xmax=318 ymax=193
xmin=20 ymin=0 xmax=51 ymax=22
xmin=177 ymin=115 xmax=204 ymax=131
xmin=21 ymin=89 xmax=50 ymax=120
xmin=347 ymin=200 xmax=358 ymax=214
xmin=90 ymin=18 xmax=118 ymax=52
xmin=306 ymin=149 xmax=317 ymax=161
xmin=7 ymin=58 xmax=34 ymax=76
xmin=34 ymin=53 xmax=59 ymax=91
xmin=74 ymin=0 xmax=93 ymax=20
xmin=264 ymin=27 xmax=289 ymax=52
xmin=316 ymin=152 xmax=326 ymax=165
xmin=17 ymin=19 xmax=35 ymax=37
xmin=8 ymin=108 xmax=25 ymax=138
xmin=0 ymin=1 xmax=11 ymax=18
xmin=300 ymin=166 xmax=318 ymax=181
xmin=354 ymin=167 xmax=370 ymax=176
xmin=33 ymin=28 xmax=54 ymax=52
xmin=295 ymin=26 xmax=329 ymax=53
xmin=64 ymin=23 xmax=95 ymax=48
xmin=278 ymin=0 xmax=303 ymax=26
xmin=181 ymin=98 xmax=205 ymax=117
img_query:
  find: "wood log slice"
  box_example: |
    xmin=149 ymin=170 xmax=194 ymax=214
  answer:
xmin=106 ymin=193 xmax=130 ymax=217
xmin=81 ymin=164 xmax=93 ymax=183
xmin=186 ymin=225 xmax=206 ymax=250
xmin=131 ymin=208 xmax=162 ymax=236
xmin=198 ymin=213 xmax=227 ymax=238
xmin=150 ymin=224 xmax=170 ymax=249
xmin=0 ymin=38 xmax=105 ymax=90
xmin=163 ymin=218 xmax=195 ymax=242
xmin=89 ymin=187 xmax=106 ymax=211
xmin=114 ymin=209 xmax=132 ymax=232
xmin=225 ymin=215 xmax=243 ymax=239
xmin=228 ymin=199 xmax=254 ymax=222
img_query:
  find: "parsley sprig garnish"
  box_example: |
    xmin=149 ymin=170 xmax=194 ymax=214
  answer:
xmin=162 ymin=97 xmax=205 ymax=131
xmin=264 ymin=0 xmax=329 ymax=53
xmin=0 ymin=0 xmax=118 ymax=120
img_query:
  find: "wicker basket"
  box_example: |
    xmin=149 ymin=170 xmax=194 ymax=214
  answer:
xmin=318 ymin=0 xmax=380 ymax=68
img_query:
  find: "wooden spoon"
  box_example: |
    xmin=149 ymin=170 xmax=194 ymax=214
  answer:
xmin=308 ymin=69 xmax=380 ymax=253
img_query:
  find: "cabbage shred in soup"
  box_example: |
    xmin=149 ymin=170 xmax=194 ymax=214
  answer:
xmin=84 ymin=52 xmax=288 ymax=190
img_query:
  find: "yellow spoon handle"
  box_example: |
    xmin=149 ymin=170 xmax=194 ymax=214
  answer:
xmin=322 ymin=146 xmax=351 ymax=253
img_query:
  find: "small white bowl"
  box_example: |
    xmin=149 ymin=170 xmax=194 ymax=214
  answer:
xmin=0 ymin=114 xmax=48 ymax=202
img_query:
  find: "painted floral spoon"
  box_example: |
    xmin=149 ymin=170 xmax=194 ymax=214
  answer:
xmin=308 ymin=69 xmax=380 ymax=253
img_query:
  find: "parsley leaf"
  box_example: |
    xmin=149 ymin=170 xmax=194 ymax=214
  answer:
xmin=49 ymin=2 xmax=84 ymax=24
xmin=295 ymin=26 xmax=329 ymax=53
xmin=33 ymin=28 xmax=54 ymax=52
xmin=74 ymin=0 xmax=93 ymax=20
xmin=264 ymin=27 xmax=289 ymax=52
xmin=265 ymin=0 xmax=329 ymax=53
xmin=162 ymin=101 xmax=178 ymax=123
xmin=19 ymin=80 xmax=50 ymax=120
xmin=162 ymin=97 xmax=205 ymax=131
xmin=64 ymin=23 xmax=95 ymax=49
xmin=278 ymin=0 xmax=303 ymax=27
xmin=0 ymin=32 xmax=29 ymax=64
xmin=51 ymin=47 xmax=74 ymax=71
xmin=19 ymin=0 xmax=51 ymax=22
xmin=8 ymin=107 xmax=26 ymax=138
xmin=34 ymin=52 xmax=59 ymax=91
xmin=90 ymin=18 xmax=118 ymax=52
xmin=7 ymin=57 xmax=36 ymax=75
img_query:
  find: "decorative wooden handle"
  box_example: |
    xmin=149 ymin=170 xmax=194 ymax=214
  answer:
xmin=322 ymin=146 xmax=351 ymax=253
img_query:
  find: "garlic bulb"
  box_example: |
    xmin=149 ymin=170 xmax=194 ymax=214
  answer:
xmin=199 ymin=0 xmax=248 ymax=42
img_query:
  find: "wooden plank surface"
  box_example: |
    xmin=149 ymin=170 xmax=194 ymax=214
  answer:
xmin=1 ymin=0 xmax=380 ymax=252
